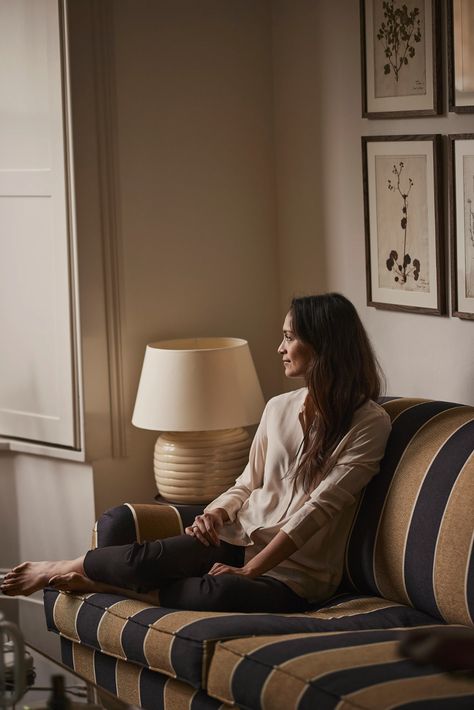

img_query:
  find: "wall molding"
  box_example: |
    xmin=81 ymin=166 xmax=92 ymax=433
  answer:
xmin=91 ymin=0 xmax=127 ymax=458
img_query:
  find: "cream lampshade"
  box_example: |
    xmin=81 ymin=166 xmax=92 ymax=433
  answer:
xmin=132 ymin=337 xmax=265 ymax=503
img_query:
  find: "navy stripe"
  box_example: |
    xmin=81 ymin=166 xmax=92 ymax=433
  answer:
xmin=231 ymin=654 xmax=274 ymax=709
xmin=299 ymin=685 xmax=341 ymax=710
xmin=170 ymin=503 xmax=205 ymax=530
xmin=346 ymin=402 xmax=460 ymax=594
xmin=170 ymin=636 xmax=208 ymax=688
xmin=404 ymin=420 xmax=474 ymax=618
xmin=96 ymin=505 xmax=138 ymax=547
xmin=313 ymin=659 xmax=444 ymax=697
xmin=43 ymin=588 xmax=58 ymax=632
xmin=139 ymin=666 xmax=167 ymax=710
xmin=191 ymin=691 xmax=224 ymax=709
xmin=121 ymin=607 xmax=172 ymax=666
xmin=60 ymin=637 xmax=74 ymax=669
xmin=94 ymin=651 xmax=117 ymax=695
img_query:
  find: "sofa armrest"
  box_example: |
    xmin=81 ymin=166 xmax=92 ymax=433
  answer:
xmin=92 ymin=502 xmax=205 ymax=549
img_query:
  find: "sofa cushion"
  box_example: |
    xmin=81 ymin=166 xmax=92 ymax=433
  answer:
xmin=207 ymin=625 xmax=474 ymax=709
xmin=345 ymin=398 xmax=474 ymax=626
xmin=44 ymin=588 xmax=439 ymax=690
xmin=59 ymin=638 xmax=226 ymax=710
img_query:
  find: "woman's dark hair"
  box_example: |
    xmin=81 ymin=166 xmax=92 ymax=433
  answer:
xmin=290 ymin=292 xmax=383 ymax=492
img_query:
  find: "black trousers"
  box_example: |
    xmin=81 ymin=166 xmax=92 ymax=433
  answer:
xmin=83 ymin=534 xmax=310 ymax=613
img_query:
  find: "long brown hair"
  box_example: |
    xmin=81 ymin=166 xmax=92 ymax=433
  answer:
xmin=290 ymin=293 xmax=383 ymax=492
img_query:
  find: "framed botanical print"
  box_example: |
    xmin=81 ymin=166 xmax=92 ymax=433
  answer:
xmin=449 ymin=135 xmax=474 ymax=319
xmin=360 ymin=0 xmax=442 ymax=118
xmin=362 ymin=135 xmax=445 ymax=314
xmin=448 ymin=0 xmax=474 ymax=113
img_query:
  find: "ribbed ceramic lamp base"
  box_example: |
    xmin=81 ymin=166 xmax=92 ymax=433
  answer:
xmin=154 ymin=428 xmax=250 ymax=503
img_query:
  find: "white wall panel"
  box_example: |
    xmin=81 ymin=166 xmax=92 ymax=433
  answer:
xmin=0 ymin=0 xmax=78 ymax=446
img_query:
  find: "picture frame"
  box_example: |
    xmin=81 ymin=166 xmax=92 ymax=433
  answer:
xmin=362 ymin=135 xmax=445 ymax=315
xmin=360 ymin=0 xmax=442 ymax=118
xmin=448 ymin=0 xmax=474 ymax=113
xmin=449 ymin=134 xmax=474 ymax=319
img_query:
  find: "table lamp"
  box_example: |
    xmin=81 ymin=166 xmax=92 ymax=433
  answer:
xmin=132 ymin=337 xmax=265 ymax=503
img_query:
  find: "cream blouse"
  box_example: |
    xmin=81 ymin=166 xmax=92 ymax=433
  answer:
xmin=204 ymin=388 xmax=392 ymax=602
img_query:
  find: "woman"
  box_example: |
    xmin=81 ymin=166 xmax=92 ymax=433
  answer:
xmin=1 ymin=293 xmax=391 ymax=613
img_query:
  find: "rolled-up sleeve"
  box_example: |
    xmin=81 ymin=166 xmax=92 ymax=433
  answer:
xmin=204 ymin=404 xmax=269 ymax=523
xmin=281 ymin=409 xmax=391 ymax=549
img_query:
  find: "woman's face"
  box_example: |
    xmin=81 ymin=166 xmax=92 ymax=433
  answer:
xmin=278 ymin=312 xmax=314 ymax=378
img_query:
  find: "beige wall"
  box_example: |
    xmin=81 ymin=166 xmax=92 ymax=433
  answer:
xmin=113 ymin=0 xmax=282 ymax=402
xmin=272 ymin=0 xmax=474 ymax=403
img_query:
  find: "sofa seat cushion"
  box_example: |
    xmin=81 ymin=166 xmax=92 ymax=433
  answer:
xmin=59 ymin=637 xmax=227 ymax=710
xmin=207 ymin=626 xmax=474 ymax=709
xmin=44 ymin=588 xmax=439 ymax=690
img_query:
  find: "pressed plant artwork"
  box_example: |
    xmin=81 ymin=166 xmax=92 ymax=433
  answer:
xmin=375 ymin=154 xmax=429 ymax=293
xmin=373 ymin=0 xmax=426 ymax=99
xmin=363 ymin=136 xmax=444 ymax=314
xmin=377 ymin=1 xmax=422 ymax=82
xmin=385 ymin=162 xmax=421 ymax=286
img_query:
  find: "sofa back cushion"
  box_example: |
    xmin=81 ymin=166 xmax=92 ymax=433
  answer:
xmin=344 ymin=398 xmax=474 ymax=626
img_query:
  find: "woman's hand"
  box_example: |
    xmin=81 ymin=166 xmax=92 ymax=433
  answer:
xmin=184 ymin=508 xmax=228 ymax=547
xmin=208 ymin=563 xmax=257 ymax=578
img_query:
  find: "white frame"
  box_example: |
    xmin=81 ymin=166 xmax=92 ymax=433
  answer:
xmin=361 ymin=0 xmax=441 ymax=118
xmin=362 ymin=135 xmax=445 ymax=315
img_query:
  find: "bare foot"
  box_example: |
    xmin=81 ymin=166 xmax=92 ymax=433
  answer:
xmin=49 ymin=573 xmax=160 ymax=606
xmin=1 ymin=562 xmax=60 ymax=596
xmin=49 ymin=572 xmax=101 ymax=594
xmin=1 ymin=557 xmax=85 ymax=597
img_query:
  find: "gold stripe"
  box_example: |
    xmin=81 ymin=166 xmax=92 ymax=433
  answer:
xmin=143 ymin=609 xmax=237 ymax=676
xmin=72 ymin=643 xmax=96 ymax=683
xmin=97 ymin=599 xmax=142 ymax=658
xmin=163 ymin=677 xmax=197 ymax=709
xmin=434 ymin=449 xmax=474 ymax=625
xmin=342 ymin=672 xmax=474 ymax=709
xmin=307 ymin=596 xmax=401 ymax=619
xmin=207 ymin=642 xmax=243 ymax=705
xmin=130 ymin=504 xmax=182 ymax=541
xmin=262 ymin=641 xmax=399 ymax=709
xmin=374 ymin=408 xmax=471 ymax=604
xmin=115 ymin=658 xmax=141 ymax=707
xmin=261 ymin=672 xmax=306 ymax=710
xmin=53 ymin=592 xmax=84 ymax=642
xmin=283 ymin=639 xmax=399 ymax=679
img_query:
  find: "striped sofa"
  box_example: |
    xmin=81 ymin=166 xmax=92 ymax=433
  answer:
xmin=43 ymin=398 xmax=474 ymax=709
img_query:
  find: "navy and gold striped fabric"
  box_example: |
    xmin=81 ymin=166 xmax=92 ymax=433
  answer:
xmin=344 ymin=399 xmax=474 ymax=626
xmin=207 ymin=626 xmax=474 ymax=709
xmin=44 ymin=588 xmax=437 ymax=690
xmin=59 ymin=638 xmax=227 ymax=710
xmin=43 ymin=398 xmax=474 ymax=708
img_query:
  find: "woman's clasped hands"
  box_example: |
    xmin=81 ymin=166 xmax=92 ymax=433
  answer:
xmin=185 ymin=508 xmax=257 ymax=578
xmin=185 ymin=510 xmax=223 ymax=547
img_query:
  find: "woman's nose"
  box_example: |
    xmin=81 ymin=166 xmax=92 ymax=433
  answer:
xmin=277 ymin=340 xmax=285 ymax=354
